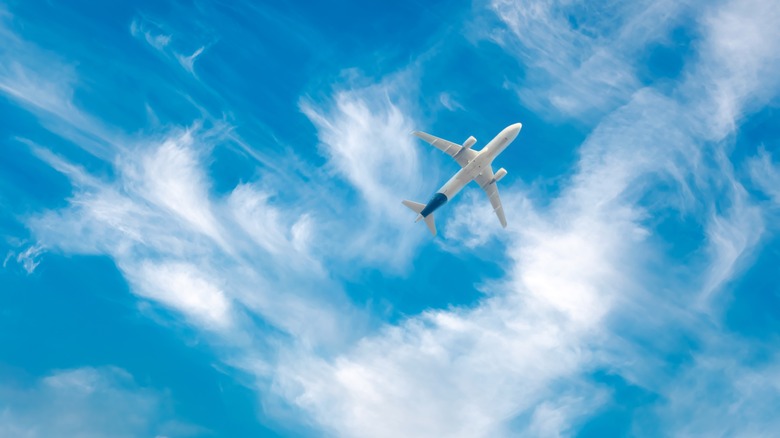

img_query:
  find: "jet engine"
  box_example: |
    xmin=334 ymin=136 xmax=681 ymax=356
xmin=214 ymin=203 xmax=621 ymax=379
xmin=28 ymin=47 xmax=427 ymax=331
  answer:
xmin=462 ymin=136 xmax=477 ymax=149
xmin=493 ymin=168 xmax=507 ymax=183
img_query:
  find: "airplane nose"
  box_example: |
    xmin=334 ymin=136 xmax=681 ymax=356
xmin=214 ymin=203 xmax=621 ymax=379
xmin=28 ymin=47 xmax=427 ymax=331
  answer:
xmin=508 ymin=122 xmax=522 ymax=138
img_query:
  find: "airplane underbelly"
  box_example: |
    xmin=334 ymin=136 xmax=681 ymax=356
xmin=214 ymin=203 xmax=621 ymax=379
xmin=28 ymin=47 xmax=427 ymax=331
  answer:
xmin=439 ymin=170 xmax=472 ymax=198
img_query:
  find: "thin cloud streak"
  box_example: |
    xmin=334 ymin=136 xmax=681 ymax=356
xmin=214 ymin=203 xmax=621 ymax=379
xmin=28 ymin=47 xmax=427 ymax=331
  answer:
xmin=300 ymin=72 xmax=436 ymax=270
xmin=486 ymin=0 xmax=687 ymax=120
xmin=748 ymin=148 xmax=780 ymax=205
xmin=131 ymin=17 xmax=210 ymax=76
xmin=0 ymin=367 xmax=205 ymax=438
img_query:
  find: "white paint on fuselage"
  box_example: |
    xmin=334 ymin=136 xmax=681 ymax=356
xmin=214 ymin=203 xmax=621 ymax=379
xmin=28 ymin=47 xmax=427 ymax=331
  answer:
xmin=437 ymin=123 xmax=522 ymax=199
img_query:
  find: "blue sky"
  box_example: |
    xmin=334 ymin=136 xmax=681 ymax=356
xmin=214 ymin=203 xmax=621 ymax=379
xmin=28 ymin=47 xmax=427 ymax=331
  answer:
xmin=1 ymin=0 xmax=780 ymax=436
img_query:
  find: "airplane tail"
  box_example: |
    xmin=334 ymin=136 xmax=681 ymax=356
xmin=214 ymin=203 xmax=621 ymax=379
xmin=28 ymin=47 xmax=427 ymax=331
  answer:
xmin=402 ymin=200 xmax=437 ymax=236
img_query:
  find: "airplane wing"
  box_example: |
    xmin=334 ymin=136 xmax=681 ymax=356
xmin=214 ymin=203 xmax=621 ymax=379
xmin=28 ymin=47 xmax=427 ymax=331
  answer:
xmin=412 ymin=131 xmax=477 ymax=167
xmin=475 ymin=166 xmax=507 ymax=228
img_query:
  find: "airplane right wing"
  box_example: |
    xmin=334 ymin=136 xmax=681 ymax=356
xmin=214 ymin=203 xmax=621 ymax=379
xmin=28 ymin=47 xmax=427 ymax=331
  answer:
xmin=412 ymin=131 xmax=477 ymax=167
xmin=475 ymin=167 xmax=508 ymax=228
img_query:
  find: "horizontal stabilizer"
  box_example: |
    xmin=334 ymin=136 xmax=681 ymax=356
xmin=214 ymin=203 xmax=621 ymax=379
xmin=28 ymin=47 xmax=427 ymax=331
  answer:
xmin=402 ymin=200 xmax=425 ymax=214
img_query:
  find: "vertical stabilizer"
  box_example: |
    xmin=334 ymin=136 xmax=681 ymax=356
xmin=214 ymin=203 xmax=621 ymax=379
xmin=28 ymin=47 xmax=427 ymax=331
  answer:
xmin=423 ymin=214 xmax=436 ymax=236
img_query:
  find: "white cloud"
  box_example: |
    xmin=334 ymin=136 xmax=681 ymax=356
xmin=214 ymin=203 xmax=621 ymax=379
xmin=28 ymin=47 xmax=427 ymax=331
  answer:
xmin=0 ymin=367 xmax=205 ymax=438
xmin=16 ymin=244 xmax=44 ymax=273
xmin=131 ymin=18 xmax=173 ymax=51
xmin=694 ymin=0 xmax=780 ymax=139
xmin=699 ymin=183 xmax=763 ymax=304
xmin=680 ymin=0 xmax=780 ymax=305
xmin=131 ymin=18 xmax=208 ymax=75
xmin=647 ymin=343 xmax=780 ymax=437
xmin=2 ymin=243 xmax=45 ymax=274
xmin=527 ymin=396 xmax=599 ymax=438
xmin=748 ymin=147 xmax=780 ymax=204
xmin=130 ymin=18 xmax=170 ymax=50
xmin=129 ymin=261 xmax=233 ymax=330
xmin=439 ymin=92 xmax=464 ymax=111
xmin=125 ymin=129 xmax=225 ymax=246
xmin=228 ymin=183 xmax=306 ymax=257
xmin=441 ymin=189 xmax=508 ymax=249
xmin=177 ymin=46 xmax=205 ymax=73
xmin=0 ymin=14 xmax=115 ymax=159
xmin=301 ymin=79 xmax=422 ymax=217
xmin=486 ymin=0 xmax=686 ymax=119
xmin=300 ymin=73 xmax=437 ymax=269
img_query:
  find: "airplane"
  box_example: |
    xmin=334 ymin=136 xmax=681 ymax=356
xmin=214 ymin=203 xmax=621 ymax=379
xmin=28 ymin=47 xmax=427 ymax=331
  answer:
xmin=402 ymin=122 xmax=522 ymax=236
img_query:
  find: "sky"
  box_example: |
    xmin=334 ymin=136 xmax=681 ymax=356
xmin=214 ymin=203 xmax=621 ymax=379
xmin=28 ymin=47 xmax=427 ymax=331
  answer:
xmin=1 ymin=0 xmax=780 ymax=436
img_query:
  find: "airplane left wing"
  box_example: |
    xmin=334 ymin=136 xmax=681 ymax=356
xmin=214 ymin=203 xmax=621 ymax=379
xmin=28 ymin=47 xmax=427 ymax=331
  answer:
xmin=475 ymin=167 xmax=507 ymax=228
xmin=412 ymin=131 xmax=477 ymax=167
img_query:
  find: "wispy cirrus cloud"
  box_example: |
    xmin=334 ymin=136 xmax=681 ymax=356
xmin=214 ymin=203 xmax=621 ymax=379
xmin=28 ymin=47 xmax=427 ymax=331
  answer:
xmin=0 ymin=12 xmax=115 ymax=160
xmin=748 ymin=147 xmax=780 ymax=205
xmin=693 ymin=0 xmax=780 ymax=139
xmin=130 ymin=17 xmax=208 ymax=75
xmin=438 ymin=92 xmax=464 ymax=112
xmin=0 ymin=367 xmax=205 ymax=438
xmin=2 ymin=243 xmax=45 ymax=274
xmin=485 ymin=0 xmax=687 ymax=120
xmin=648 ymin=340 xmax=780 ymax=437
xmin=300 ymin=72 xmax=436 ymax=269
xmin=177 ymin=46 xmax=206 ymax=73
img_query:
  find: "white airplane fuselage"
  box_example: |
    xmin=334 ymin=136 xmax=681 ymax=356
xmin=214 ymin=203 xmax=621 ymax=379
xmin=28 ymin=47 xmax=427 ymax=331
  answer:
xmin=419 ymin=123 xmax=522 ymax=218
